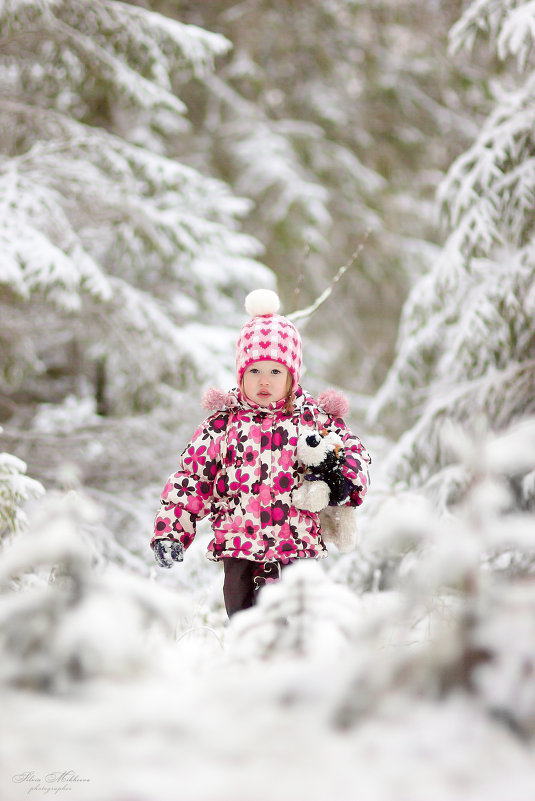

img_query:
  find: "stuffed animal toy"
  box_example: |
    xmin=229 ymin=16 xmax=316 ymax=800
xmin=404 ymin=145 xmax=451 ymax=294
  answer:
xmin=293 ymin=429 xmax=348 ymax=512
xmin=293 ymin=428 xmax=358 ymax=553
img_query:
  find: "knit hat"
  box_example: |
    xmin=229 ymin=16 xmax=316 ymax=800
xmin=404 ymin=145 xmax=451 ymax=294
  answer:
xmin=236 ymin=289 xmax=303 ymax=392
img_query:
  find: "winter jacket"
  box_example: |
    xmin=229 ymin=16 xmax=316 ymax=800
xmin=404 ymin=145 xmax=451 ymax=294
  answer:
xmin=152 ymin=386 xmax=371 ymax=564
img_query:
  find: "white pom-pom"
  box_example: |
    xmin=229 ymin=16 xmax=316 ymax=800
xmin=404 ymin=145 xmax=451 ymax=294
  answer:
xmin=245 ymin=289 xmax=281 ymax=317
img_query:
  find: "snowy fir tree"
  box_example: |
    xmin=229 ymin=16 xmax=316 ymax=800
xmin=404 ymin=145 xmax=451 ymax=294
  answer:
xmin=0 ymin=0 xmax=272 ymax=423
xmin=0 ymin=432 xmax=44 ymax=538
xmin=143 ymin=0 xmax=488 ymax=391
xmin=370 ymin=0 xmax=535 ymax=515
xmin=0 ymin=482 xmax=189 ymax=691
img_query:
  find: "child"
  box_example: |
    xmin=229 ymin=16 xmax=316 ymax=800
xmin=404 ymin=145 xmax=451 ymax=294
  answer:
xmin=151 ymin=289 xmax=371 ymax=617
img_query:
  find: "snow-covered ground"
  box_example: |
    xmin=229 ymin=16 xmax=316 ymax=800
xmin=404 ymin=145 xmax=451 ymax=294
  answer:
xmin=2 ymin=502 xmax=535 ymax=801
xmin=3 ymin=414 xmax=535 ymax=801
xmin=4 ymin=659 xmax=535 ymax=801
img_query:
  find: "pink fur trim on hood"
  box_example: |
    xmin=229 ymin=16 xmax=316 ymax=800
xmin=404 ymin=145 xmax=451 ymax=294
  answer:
xmin=201 ymin=387 xmax=236 ymax=412
xmin=315 ymin=389 xmax=349 ymax=419
xmin=201 ymin=385 xmax=349 ymax=418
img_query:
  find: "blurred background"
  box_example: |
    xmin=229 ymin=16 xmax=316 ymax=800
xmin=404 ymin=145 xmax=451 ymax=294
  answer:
xmin=1 ymin=1 xmax=535 ymax=799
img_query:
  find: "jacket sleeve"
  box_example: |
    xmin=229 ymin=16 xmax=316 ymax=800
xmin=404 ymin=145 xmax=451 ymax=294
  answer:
xmin=151 ymin=411 xmax=228 ymax=552
xmin=321 ymin=412 xmax=371 ymax=507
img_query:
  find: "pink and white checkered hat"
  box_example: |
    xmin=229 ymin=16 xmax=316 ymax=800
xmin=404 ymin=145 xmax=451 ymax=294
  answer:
xmin=236 ymin=289 xmax=302 ymax=392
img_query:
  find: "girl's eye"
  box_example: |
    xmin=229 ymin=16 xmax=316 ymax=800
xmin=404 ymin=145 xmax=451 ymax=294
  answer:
xmin=272 ymin=369 xmax=281 ymax=375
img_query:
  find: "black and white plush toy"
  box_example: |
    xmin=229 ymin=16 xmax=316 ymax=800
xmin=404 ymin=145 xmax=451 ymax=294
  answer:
xmin=293 ymin=429 xmax=358 ymax=553
xmin=293 ymin=430 xmax=348 ymax=512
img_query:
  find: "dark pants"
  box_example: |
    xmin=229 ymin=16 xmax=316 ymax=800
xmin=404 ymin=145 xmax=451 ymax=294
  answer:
xmin=222 ymin=558 xmax=288 ymax=617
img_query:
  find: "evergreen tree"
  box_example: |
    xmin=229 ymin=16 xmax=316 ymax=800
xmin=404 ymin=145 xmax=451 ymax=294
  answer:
xmin=0 ymin=434 xmax=44 ymax=538
xmin=370 ymin=0 xmax=535 ymax=507
xmin=0 ymin=0 xmax=271 ymax=421
xmin=143 ymin=0 xmax=486 ymax=391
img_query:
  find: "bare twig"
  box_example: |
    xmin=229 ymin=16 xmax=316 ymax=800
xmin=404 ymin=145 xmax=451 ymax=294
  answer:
xmin=287 ymin=229 xmax=370 ymax=323
xmin=291 ymin=242 xmax=310 ymax=312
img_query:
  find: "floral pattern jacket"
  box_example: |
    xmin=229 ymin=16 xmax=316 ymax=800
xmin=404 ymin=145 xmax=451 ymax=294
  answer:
xmin=152 ymin=386 xmax=371 ymax=564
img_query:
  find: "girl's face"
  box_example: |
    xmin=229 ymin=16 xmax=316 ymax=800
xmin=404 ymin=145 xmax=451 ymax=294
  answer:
xmin=243 ymin=361 xmax=291 ymax=406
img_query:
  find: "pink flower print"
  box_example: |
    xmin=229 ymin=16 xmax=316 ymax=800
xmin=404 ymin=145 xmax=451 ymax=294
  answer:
xmin=227 ymin=424 xmax=238 ymax=439
xmin=227 ymin=515 xmax=244 ymax=534
xmin=248 ymin=425 xmax=262 ymax=444
xmin=211 ymin=537 xmax=225 ymax=558
xmin=183 ymin=444 xmax=207 ymax=474
xmin=242 ymin=518 xmax=257 ymax=539
xmin=278 ymin=522 xmax=292 ymax=539
xmin=180 ymin=532 xmax=193 ymax=549
xmin=344 ymin=454 xmax=358 ymax=480
xmin=231 ymin=536 xmax=253 ymax=558
xmin=276 ymin=539 xmax=298 ymax=559
xmin=229 ymin=468 xmax=249 ymax=494
xmin=271 ymin=427 xmax=289 ymax=451
xmin=232 ymin=426 xmax=250 ymax=450
xmin=161 ymin=479 xmax=174 ymax=502
xmin=197 ymin=480 xmax=212 ymax=499
xmin=300 ymin=515 xmax=316 ymax=534
xmin=207 ymin=438 xmax=220 ymax=460
xmin=278 ymin=450 xmax=295 ymax=470
xmin=219 ymin=517 xmax=237 ymax=534
xmin=258 ymin=484 xmax=271 ymax=505
xmin=154 ymin=515 xmax=172 ymax=535
xmin=226 ymin=445 xmax=237 ymax=466
xmin=273 ymin=472 xmax=293 ymax=495
xmin=215 ymin=473 xmax=229 ymax=496
xmin=210 ymin=415 xmax=227 ymax=434
xmin=168 ymin=476 xmax=191 ymax=499
xmin=243 ymin=445 xmax=258 ymax=468
xmin=186 ymin=495 xmax=205 ymax=515
xmin=271 ymin=500 xmax=289 ymax=526
xmin=202 ymin=460 xmax=219 ymax=481
xmin=246 ymin=496 xmax=261 ymax=517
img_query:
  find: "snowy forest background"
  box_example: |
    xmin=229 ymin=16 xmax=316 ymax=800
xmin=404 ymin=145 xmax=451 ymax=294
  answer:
xmin=1 ymin=1 xmax=535 ymax=799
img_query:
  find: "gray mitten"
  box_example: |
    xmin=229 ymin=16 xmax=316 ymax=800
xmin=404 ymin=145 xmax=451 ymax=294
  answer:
xmin=153 ymin=538 xmax=184 ymax=569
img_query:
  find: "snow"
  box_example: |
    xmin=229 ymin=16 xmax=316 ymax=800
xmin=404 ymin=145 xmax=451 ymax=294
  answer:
xmin=4 ymin=679 xmax=535 ymax=801
xmin=2 ymin=617 xmax=535 ymax=801
xmin=2 ymin=450 xmax=535 ymax=801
